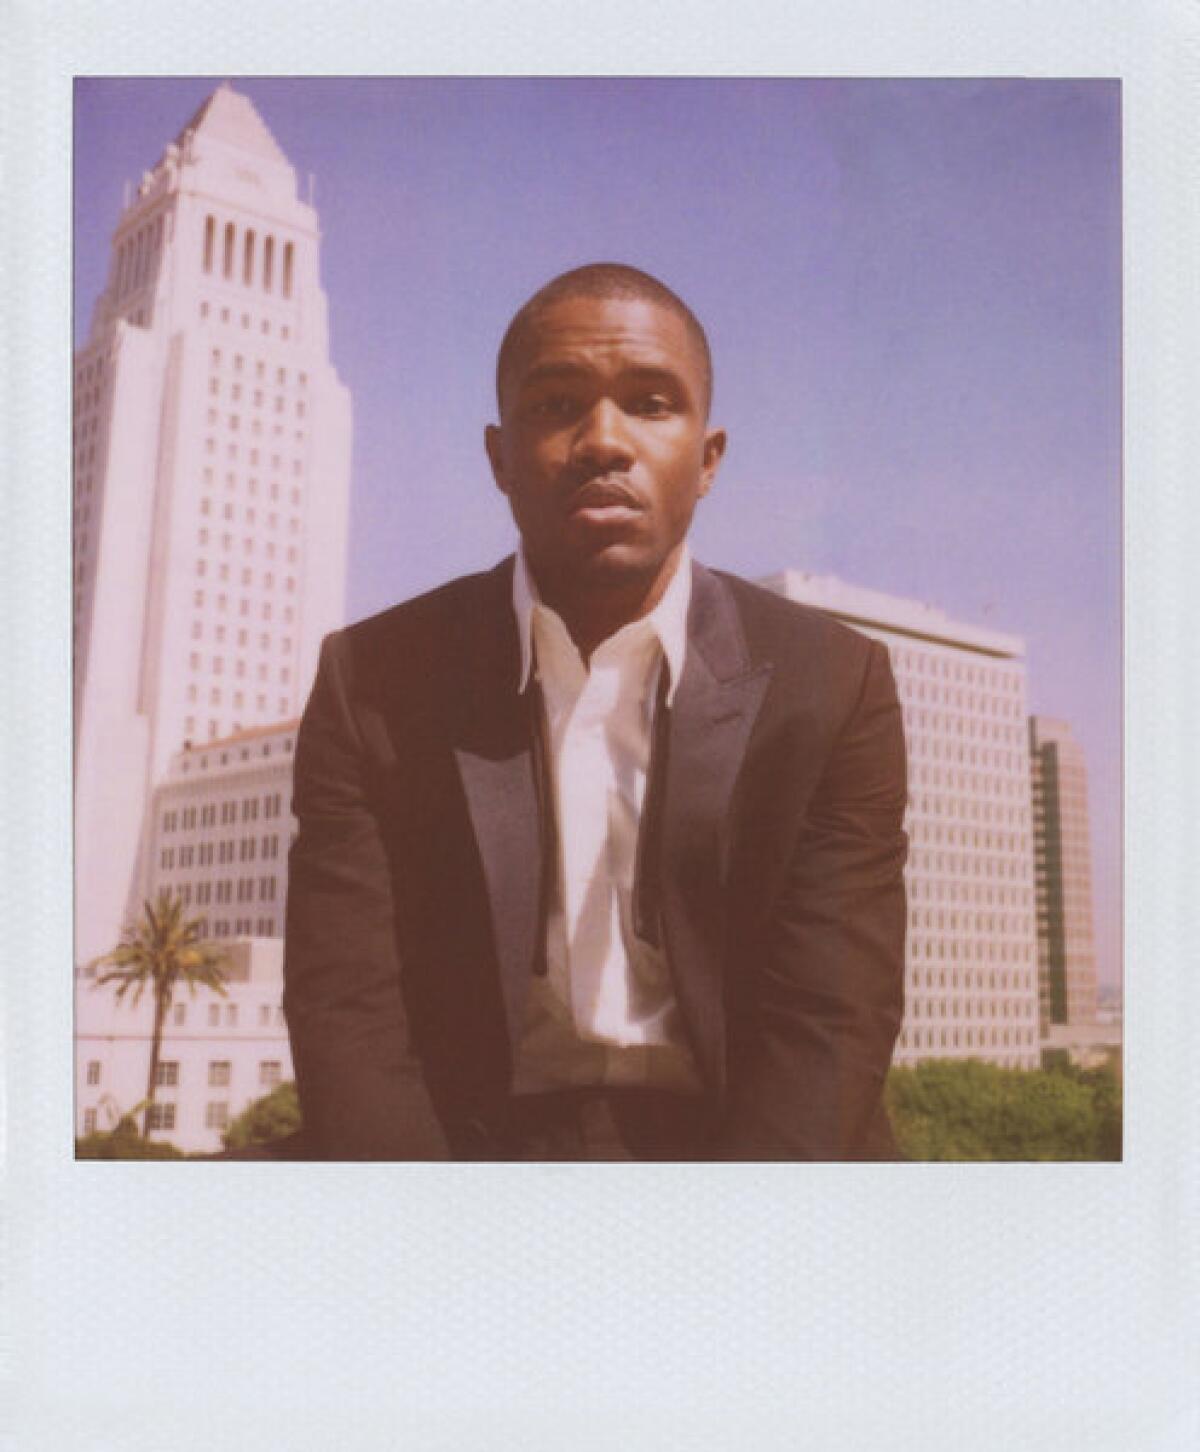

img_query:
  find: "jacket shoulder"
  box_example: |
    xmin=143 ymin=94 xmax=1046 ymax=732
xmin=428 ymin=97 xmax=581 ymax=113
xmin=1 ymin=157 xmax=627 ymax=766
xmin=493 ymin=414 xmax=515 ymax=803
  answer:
xmin=707 ymin=566 xmax=882 ymax=667
xmin=344 ymin=561 xmax=510 ymax=646
xmin=323 ymin=560 xmax=509 ymax=668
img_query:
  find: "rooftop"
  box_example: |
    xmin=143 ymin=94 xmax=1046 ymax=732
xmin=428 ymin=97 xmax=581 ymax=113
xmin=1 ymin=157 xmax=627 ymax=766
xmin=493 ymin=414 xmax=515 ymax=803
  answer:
xmin=181 ymin=718 xmax=300 ymax=755
xmin=761 ymin=568 xmax=1025 ymax=660
xmin=175 ymin=82 xmax=290 ymax=168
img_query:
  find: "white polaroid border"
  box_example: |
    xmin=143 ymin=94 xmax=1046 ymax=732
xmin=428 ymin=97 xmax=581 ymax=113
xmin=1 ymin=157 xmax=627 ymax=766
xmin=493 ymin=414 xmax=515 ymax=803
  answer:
xmin=4 ymin=4 xmax=1198 ymax=1449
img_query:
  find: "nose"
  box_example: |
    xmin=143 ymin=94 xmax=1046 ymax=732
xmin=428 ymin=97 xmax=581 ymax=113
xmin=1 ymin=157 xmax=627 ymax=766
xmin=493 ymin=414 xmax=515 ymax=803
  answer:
xmin=569 ymin=397 xmax=635 ymax=474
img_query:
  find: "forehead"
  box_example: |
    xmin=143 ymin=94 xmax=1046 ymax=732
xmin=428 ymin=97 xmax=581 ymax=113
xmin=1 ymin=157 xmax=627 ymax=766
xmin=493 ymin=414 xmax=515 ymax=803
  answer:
xmin=503 ymin=294 xmax=704 ymax=394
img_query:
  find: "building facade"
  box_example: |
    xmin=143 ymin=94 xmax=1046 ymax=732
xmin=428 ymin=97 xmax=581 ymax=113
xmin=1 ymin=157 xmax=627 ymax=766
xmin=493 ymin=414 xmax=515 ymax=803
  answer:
xmin=1029 ymin=716 xmax=1099 ymax=1027
xmin=73 ymin=84 xmax=351 ymax=969
xmin=762 ymin=571 xmax=1041 ymax=1070
xmin=145 ymin=720 xmax=298 ymax=941
xmin=76 ymin=937 xmax=293 ymax=1154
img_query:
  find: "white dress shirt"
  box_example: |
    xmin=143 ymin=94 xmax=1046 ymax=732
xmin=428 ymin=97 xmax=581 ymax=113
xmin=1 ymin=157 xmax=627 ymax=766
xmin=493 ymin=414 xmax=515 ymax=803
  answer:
xmin=510 ymin=546 xmax=703 ymax=1095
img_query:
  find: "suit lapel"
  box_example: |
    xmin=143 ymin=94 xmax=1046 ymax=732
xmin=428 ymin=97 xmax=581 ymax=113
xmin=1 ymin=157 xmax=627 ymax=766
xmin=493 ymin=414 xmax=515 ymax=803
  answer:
xmin=448 ymin=557 xmax=773 ymax=1091
xmin=450 ymin=560 xmax=541 ymax=1050
xmin=659 ymin=564 xmax=773 ymax=1093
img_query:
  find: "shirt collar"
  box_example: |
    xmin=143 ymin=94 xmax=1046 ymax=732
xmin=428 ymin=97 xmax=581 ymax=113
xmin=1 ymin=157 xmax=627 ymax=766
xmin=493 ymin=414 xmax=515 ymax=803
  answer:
xmin=513 ymin=543 xmax=692 ymax=706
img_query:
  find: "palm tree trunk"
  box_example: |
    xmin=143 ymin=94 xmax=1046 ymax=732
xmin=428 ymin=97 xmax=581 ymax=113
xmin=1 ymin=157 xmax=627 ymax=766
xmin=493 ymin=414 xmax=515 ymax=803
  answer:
xmin=144 ymin=986 xmax=169 ymax=1137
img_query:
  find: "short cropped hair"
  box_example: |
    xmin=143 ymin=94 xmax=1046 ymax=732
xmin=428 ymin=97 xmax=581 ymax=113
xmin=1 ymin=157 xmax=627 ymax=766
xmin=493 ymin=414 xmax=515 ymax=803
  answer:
xmin=495 ymin=262 xmax=714 ymax=417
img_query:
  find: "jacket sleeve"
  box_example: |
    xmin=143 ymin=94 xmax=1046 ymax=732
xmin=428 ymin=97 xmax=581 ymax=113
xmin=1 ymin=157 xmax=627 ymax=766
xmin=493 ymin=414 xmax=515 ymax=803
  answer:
xmin=283 ymin=632 xmax=445 ymax=1159
xmin=718 ymin=639 xmax=908 ymax=1160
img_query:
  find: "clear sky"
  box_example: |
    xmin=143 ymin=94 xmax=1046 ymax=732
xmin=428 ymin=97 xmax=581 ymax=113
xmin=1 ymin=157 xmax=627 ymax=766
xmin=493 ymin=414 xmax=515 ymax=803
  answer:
xmin=74 ymin=77 xmax=1122 ymax=988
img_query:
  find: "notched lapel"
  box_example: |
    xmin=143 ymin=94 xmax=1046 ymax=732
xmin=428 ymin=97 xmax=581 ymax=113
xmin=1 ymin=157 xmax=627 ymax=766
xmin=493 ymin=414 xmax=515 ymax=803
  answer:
xmin=449 ymin=562 xmax=540 ymax=1050
xmin=658 ymin=566 xmax=773 ymax=1091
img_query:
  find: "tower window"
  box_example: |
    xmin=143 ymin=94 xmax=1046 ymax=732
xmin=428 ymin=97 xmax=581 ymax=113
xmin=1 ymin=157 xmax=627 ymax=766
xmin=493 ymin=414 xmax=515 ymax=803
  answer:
xmin=203 ymin=215 xmax=215 ymax=273
xmin=223 ymin=223 xmax=235 ymax=279
xmin=263 ymin=236 xmax=274 ymax=293
xmin=243 ymin=229 xmax=256 ymax=286
xmin=283 ymin=242 xmax=294 ymax=298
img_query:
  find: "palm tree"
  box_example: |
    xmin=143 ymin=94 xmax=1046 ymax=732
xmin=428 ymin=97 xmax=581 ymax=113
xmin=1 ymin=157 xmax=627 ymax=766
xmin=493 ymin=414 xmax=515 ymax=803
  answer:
xmin=92 ymin=890 xmax=230 ymax=1137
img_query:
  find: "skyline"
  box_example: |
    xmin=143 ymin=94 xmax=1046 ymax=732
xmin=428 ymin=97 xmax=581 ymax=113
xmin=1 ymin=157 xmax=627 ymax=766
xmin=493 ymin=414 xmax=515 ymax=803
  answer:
xmin=73 ymin=76 xmax=1121 ymax=987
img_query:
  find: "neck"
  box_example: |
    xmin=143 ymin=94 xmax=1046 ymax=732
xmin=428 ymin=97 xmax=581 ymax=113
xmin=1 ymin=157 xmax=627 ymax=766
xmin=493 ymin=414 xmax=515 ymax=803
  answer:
xmin=529 ymin=549 xmax=683 ymax=663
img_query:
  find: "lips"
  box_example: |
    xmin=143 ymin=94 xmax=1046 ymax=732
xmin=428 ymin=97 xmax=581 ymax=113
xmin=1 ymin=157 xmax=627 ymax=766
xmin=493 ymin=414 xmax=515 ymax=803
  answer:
xmin=566 ymin=477 xmax=642 ymax=515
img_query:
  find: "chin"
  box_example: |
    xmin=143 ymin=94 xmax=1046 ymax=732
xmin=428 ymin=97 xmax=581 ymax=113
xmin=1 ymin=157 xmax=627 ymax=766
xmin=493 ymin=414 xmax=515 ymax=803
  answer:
xmin=571 ymin=543 xmax=658 ymax=587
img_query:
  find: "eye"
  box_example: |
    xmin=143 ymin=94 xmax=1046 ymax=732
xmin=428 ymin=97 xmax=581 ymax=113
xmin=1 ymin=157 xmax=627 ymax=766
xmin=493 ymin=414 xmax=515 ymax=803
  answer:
xmin=629 ymin=393 xmax=676 ymax=418
xmin=527 ymin=392 xmax=579 ymax=420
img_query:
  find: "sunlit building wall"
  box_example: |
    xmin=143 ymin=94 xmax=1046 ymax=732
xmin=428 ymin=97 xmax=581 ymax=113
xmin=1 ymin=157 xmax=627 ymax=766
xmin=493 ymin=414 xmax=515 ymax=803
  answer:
xmin=76 ymin=937 xmax=293 ymax=1153
xmin=762 ymin=571 xmax=1041 ymax=1070
xmin=73 ymin=83 xmax=351 ymax=969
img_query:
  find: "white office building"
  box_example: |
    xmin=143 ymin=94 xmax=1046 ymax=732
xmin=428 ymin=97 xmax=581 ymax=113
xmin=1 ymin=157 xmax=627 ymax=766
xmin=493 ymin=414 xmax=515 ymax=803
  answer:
xmin=73 ymin=82 xmax=351 ymax=970
xmin=145 ymin=719 xmax=298 ymax=941
xmin=762 ymin=571 xmax=1041 ymax=1070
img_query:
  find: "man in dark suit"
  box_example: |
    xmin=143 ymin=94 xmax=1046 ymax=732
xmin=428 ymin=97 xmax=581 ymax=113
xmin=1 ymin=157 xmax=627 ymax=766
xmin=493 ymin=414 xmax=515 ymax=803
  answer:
xmin=283 ymin=263 xmax=908 ymax=1160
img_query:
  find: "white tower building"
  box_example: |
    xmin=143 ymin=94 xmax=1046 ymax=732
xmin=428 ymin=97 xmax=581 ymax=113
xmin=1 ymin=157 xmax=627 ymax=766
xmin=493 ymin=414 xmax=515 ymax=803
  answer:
xmin=73 ymin=84 xmax=351 ymax=968
xmin=762 ymin=571 xmax=1041 ymax=1070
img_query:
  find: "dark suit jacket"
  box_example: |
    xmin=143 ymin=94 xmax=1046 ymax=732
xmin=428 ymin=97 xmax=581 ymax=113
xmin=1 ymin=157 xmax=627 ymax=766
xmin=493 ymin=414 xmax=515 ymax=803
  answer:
xmin=283 ymin=558 xmax=908 ymax=1160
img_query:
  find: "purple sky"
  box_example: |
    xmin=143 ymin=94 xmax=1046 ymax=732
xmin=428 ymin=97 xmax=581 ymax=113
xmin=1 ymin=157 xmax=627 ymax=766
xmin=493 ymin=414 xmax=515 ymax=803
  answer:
xmin=74 ymin=77 xmax=1122 ymax=988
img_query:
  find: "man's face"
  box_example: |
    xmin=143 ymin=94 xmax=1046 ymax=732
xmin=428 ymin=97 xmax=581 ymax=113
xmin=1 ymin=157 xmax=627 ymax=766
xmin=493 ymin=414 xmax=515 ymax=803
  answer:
xmin=485 ymin=294 xmax=725 ymax=607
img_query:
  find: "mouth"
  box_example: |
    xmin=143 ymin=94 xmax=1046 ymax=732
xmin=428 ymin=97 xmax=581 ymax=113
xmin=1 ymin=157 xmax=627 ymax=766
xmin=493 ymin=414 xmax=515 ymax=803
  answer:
xmin=566 ymin=478 xmax=642 ymax=521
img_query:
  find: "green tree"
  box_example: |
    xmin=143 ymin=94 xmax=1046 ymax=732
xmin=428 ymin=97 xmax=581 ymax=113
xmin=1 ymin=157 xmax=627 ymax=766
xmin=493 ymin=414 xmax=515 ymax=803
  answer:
xmin=75 ymin=1114 xmax=186 ymax=1160
xmin=222 ymin=1080 xmax=302 ymax=1152
xmin=886 ymin=1059 xmax=1122 ymax=1161
xmin=92 ymin=890 xmax=230 ymax=1137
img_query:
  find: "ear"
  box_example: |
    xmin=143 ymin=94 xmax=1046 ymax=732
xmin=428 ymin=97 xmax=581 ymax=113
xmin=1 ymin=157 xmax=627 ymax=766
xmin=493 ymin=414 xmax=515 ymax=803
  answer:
xmin=484 ymin=424 xmax=509 ymax=495
xmin=697 ymin=427 xmax=726 ymax=499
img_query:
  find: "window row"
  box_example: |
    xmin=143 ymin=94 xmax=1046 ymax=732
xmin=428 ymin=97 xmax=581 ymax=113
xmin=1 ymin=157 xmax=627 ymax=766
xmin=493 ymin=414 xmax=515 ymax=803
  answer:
xmin=192 ymin=589 xmax=297 ymax=624
xmin=184 ymin=714 xmax=292 ymax=742
xmin=194 ymin=559 xmax=297 ymax=593
xmin=909 ymin=741 xmax=1026 ymax=774
xmin=906 ymin=998 xmax=1035 ymax=1021
xmin=194 ymin=527 xmax=301 ymax=554
xmin=182 ymin=743 xmax=294 ymax=773
xmin=895 ymin=681 xmax=1024 ymax=717
xmin=202 ymin=437 xmax=305 ymax=466
xmin=186 ymin=652 xmax=285 ymax=679
xmin=911 ymin=764 xmax=1030 ymax=794
xmin=203 ymin=215 xmax=294 ymax=298
xmin=160 ymin=835 xmax=284 ymax=870
xmin=897 ymin=1027 xmax=1037 ymax=1051
xmin=908 ymin=966 xmax=1034 ymax=990
xmin=192 ymin=902 xmax=291 ymax=936
xmin=908 ymin=847 xmax=1032 ymax=877
xmin=199 ymin=301 xmax=292 ymax=340
xmin=891 ymin=651 xmax=1022 ymax=691
xmin=165 ymin=999 xmax=283 ymax=1028
xmin=910 ymin=905 xmax=1034 ymax=933
xmin=907 ymin=823 xmax=1028 ymax=853
xmin=200 ymin=476 xmax=305 ymax=508
xmin=145 ymin=1058 xmax=282 ymax=1089
xmin=182 ymin=876 xmax=280 ymax=905
xmin=191 ymin=620 xmax=295 ymax=649
xmin=207 ymin=381 xmax=307 ymax=419
xmin=911 ymin=944 xmax=1034 ymax=971
xmin=909 ymin=797 xmax=1027 ymax=826
xmin=209 ymin=350 xmax=306 ymax=388
xmin=902 ymin=713 xmax=1024 ymax=747
xmin=163 ymin=795 xmax=286 ymax=833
